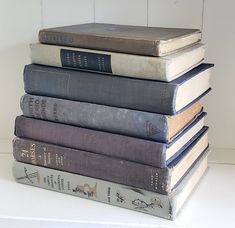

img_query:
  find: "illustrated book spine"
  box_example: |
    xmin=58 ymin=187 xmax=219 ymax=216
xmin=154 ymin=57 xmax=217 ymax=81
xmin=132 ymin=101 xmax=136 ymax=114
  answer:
xmin=23 ymin=64 xmax=177 ymax=114
xmin=13 ymin=150 xmax=208 ymax=220
xmin=30 ymin=43 xmax=205 ymax=82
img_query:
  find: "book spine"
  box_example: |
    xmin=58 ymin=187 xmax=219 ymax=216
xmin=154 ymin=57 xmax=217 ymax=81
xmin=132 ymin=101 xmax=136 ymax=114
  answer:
xmin=39 ymin=30 xmax=159 ymax=56
xmin=20 ymin=94 xmax=168 ymax=142
xmin=13 ymin=137 xmax=170 ymax=194
xmin=30 ymin=43 xmax=168 ymax=81
xmin=13 ymin=161 xmax=173 ymax=219
xmin=23 ymin=64 xmax=176 ymax=114
xmin=14 ymin=116 xmax=167 ymax=168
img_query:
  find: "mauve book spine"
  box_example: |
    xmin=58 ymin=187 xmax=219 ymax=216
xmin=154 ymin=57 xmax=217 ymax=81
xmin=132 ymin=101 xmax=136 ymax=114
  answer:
xmin=14 ymin=116 xmax=167 ymax=168
xmin=13 ymin=138 xmax=170 ymax=194
xmin=39 ymin=30 xmax=158 ymax=56
xmin=23 ymin=64 xmax=176 ymax=114
xmin=20 ymin=94 xmax=168 ymax=142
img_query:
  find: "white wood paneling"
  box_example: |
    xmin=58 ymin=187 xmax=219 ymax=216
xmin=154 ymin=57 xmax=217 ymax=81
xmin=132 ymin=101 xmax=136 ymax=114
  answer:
xmin=148 ymin=0 xmax=203 ymax=28
xmin=42 ymin=0 xmax=93 ymax=28
xmin=0 ymin=0 xmax=41 ymax=143
xmin=95 ymin=0 xmax=147 ymax=26
xmin=202 ymin=0 xmax=235 ymax=149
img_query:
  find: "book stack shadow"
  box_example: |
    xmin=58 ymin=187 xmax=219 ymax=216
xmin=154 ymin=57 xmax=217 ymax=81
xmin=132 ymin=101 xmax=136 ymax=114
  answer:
xmin=12 ymin=23 xmax=214 ymax=220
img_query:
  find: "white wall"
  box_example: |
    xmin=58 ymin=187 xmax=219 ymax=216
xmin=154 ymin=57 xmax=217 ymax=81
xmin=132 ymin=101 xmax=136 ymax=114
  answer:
xmin=0 ymin=0 xmax=234 ymax=150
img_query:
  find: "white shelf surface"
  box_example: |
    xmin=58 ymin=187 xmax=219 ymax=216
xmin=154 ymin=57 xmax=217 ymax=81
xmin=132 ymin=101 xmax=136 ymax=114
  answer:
xmin=1 ymin=141 xmax=235 ymax=228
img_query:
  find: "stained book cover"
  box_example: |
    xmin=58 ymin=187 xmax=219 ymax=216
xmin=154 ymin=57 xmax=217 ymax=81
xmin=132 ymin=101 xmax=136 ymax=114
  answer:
xmin=39 ymin=23 xmax=201 ymax=56
xmin=13 ymin=148 xmax=209 ymax=220
xmin=23 ymin=63 xmax=212 ymax=115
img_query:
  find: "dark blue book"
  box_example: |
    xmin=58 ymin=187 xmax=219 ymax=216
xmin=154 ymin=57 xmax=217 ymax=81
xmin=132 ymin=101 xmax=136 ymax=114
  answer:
xmin=23 ymin=63 xmax=214 ymax=115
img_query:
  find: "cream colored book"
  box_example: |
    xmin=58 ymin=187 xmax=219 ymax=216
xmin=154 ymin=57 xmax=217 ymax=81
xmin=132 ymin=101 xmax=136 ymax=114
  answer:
xmin=30 ymin=43 xmax=205 ymax=82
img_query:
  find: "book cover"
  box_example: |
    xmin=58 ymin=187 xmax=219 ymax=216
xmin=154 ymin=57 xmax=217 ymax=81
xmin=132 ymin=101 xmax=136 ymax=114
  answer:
xmin=39 ymin=23 xmax=201 ymax=57
xmin=23 ymin=64 xmax=213 ymax=115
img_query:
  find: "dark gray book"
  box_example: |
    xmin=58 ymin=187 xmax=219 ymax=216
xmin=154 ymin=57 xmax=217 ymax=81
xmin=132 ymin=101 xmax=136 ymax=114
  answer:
xmin=14 ymin=114 xmax=206 ymax=168
xmin=23 ymin=64 xmax=213 ymax=115
xmin=20 ymin=94 xmax=203 ymax=142
xmin=13 ymin=148 xmax=209 ymax=220
xmin=13 ymin=125 xmax=208 ymax=195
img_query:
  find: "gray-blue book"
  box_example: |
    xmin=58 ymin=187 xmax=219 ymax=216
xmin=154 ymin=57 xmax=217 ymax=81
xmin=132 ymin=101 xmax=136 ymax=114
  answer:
xmin=23 ymin=63 xmax=213 ymax=115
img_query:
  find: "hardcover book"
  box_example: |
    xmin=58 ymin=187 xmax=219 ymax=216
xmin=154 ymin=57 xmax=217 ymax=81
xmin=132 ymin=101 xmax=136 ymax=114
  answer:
xmin=30 ymin=43 xmax=204 ymax=82
xmin=20 ymin=94 xmax=202 ymax=142
xmin=13 ymin=126 xmax=208 ymax=194
xmin=39 ymin=23 xmax=201 ymax=57
xmin=23 ymin=64 xmax=213 ymax=115
xmin=15 ymin=113 xmax=206 ymax=168
xmin=13 ymin=149 xmax=209 ymax=220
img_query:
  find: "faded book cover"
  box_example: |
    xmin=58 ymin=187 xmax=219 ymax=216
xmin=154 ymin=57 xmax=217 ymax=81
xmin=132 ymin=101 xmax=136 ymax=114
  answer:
xmin=39 ymin=23 xmax=201 ymax=56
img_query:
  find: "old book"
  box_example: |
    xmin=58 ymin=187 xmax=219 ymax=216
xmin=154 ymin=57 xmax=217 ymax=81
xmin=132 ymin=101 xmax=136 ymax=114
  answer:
xmin=20 ymin=94 xmax=202 ymax=142
xmin=13 ymin=149 xmax=209 ymax=220
xmin=39 ymin=23 xmax=201 ymax=57
xmin=15 ymin=114 xmax=206 ymax=168
xmin=23 ymin=64 xmax=213 ymax=115
xmin=30 ymin=43 xmax=204 ymax=82
xmin=13 ymin=126 xmax=208 ymax=195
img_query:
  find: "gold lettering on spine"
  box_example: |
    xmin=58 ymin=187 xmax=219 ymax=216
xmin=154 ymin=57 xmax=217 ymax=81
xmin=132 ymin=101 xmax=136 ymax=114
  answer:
xmin=43 ymin=147 xmax=51 ymax=166
xmin=30 ymin=143 xmax=36 ymax=164
xmin=55 ymin=153 xmax=64 ymax=167
xmin=20 ymin=149 xmax=29 ymax=158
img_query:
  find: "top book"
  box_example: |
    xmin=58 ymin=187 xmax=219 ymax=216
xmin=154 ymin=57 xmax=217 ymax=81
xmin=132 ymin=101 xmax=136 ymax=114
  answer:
xmin=39 ymin=23 xmax=201 ymax=56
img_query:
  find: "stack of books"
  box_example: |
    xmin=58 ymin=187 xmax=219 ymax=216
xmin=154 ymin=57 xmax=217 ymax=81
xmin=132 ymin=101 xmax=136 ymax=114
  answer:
xmin=12 ymin=23 xmax=214 ymax=220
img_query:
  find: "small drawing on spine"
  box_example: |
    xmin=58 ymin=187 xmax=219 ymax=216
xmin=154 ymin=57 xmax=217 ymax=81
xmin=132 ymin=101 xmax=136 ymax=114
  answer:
xmin=16 ymin=167 xmax=40 ymax=184
xmin=132 ymin=197 xmax=164 ymax=211
xmin=72 ymin=183 xmax=97 ymax=198
xmin=116 ymin=190 xmax=125 ymax=203
xmin=145 ymin=121 xmax=160 ymax=137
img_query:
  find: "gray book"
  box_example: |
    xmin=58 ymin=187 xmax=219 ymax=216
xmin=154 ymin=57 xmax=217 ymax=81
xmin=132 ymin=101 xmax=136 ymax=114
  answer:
xmin=23 ymin=64 xmax=213 ymax=115
xmin=13 ymin=150 xmax=208 ymax=220
xmin=20 ymin=94 xmax=203 ymax=142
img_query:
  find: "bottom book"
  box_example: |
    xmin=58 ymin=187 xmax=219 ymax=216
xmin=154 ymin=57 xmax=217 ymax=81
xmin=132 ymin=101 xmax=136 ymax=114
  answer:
xmin=13 ymin=150 xmax=208 ymax=220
